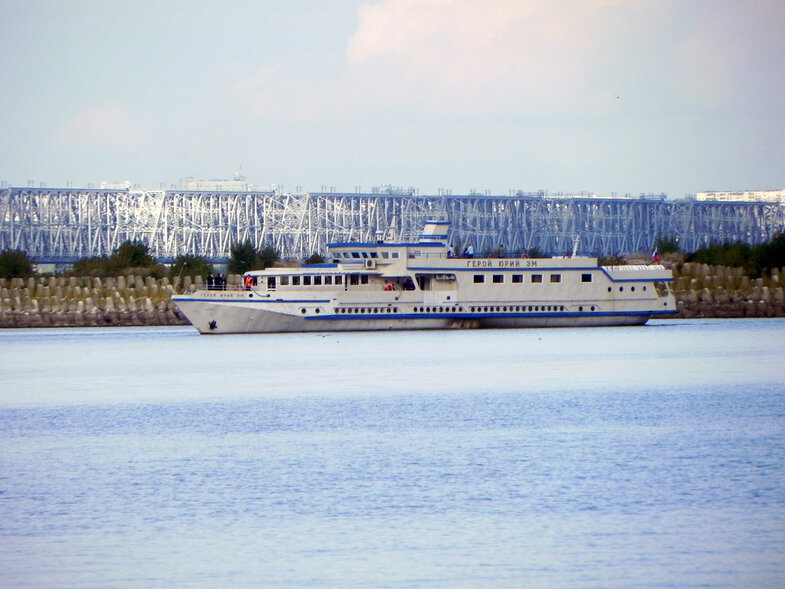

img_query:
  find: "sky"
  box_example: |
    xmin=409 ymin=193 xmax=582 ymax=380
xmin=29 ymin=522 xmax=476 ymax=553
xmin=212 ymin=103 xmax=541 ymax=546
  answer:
xmin=1 ymin=0 xmax=784 ymax=198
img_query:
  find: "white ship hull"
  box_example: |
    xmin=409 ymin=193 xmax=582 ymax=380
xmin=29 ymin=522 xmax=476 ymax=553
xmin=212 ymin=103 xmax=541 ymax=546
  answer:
xmin=173 ymin=296 xmax=661 ymax=334
xmin=173 ymin=220 xmax=676 ymax=335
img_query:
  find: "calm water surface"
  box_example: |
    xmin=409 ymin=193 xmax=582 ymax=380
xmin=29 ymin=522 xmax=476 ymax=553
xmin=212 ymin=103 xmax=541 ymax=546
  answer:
xmin=1 ymin=319 xmax=784 ymax=588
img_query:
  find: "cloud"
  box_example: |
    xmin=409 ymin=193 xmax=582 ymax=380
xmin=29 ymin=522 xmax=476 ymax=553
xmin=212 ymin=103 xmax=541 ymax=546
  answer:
xmin=230 ymin=0 xmax=785 ymax=122
xmin=57 ymin=102 xmax=139 ymax=149
xmin=344 ymin=0 xmax=666 ymax=115
xmin=233 ymin=0 xmax=656 ymax=120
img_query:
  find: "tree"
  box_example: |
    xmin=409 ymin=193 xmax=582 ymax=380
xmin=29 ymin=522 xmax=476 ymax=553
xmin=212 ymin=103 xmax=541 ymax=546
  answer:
xmin=753 ymin=232 xmax=785 ymax=274
xmin=228 ymin=240 xmax=257 ymax=274
xmin=305 ymin=253 xmax=325 ymax=265
xmin=71 ymin=255 xmax=111 ymax=276
xmin=654 ymin=235 xmax=680 ymax=254
xmin=688 ymin=234 xmax=785 ymax=277
xmin=71 ymin=241 xmax=164 ymax=276
xmin=169 ymin=254 xmax=213 ymax=280
xmin=228 ymin=240 xmax=280 ymax=273
xmin=692 ymin=242 xmax=753 ymax=273
xmin=258 ymin=245 xmax=280 ymax=269
xmin=0 ymin=249 xmax=34 ymax=279
xmin=110 ymin=240 xmax=156 ymax=271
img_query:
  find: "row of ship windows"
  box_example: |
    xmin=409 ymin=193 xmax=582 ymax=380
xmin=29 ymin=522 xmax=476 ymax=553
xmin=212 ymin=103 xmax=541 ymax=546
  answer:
xmin=272 ymin=274 xmax=574 ymax=287
xmin=334 ymin=307 xmax=399 ymax=314
xmin=330 ymin=304 xmax=600 ymax=315
xmin=473 ymin=273 xmax=647 ymax=292
xmin=413 ymin=305 xmax=572 ymax=313
xmin=275 ymin=275 xmax=397 ymax=286
xmin=276 ymin=275 xmax=347 ymax=286
xmin=256 ymin=273 xmax=646 ymax=294
xmin=334 ymin=251 xmax=400 ymax=260
xmin=474 ymin=273 xmax=588 ymax=284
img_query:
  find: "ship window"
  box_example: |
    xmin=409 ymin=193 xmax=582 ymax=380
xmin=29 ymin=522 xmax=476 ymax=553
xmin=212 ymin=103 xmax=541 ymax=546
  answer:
xmin=493 ymin=274 xmax=504 ymax=284
xmin=550 ymin=274 xmax=561 ymax=283
xmin=280 ymin=276 xmax=289 ymax=286
xmin=391 ymin=252 xmax=399 ymax=259
xmin=581 ymin=273 xmax=592 ymax=283
xmin=292 ymin=276 xmax=300 ymax=286
xmin=474 ymin=274 xmax=485 ymax=284
xmin=314 ymin=276 xmax=322 ymax=285
xmin=360 ymin=275 xmax=369 ymax=285
xmin=335 ymin=276 xmax=342 ymax=285
xmin=361 ymin=252 xmax=369 ymax=258
xmin=532 ymin=274 xmax=543 ymax=283
xmin=350 ymin=275 xmax=359 ymax=285
xmin=512 ymin=274 xmax=523 ymax=283
xmin=381 ymin=252 xmax=389 ymax=259
xmin=303 ymin=276 xmax=311 ymax=286
xmin=324 ymin=276 xmax=332 ymax=285
xmin=267 ymin=277 xmax=276 ymax=289
xmin=370 ymin=252 xmax=378 ymax=258
xmin=351 ymin=252 xmax=361 ymax=259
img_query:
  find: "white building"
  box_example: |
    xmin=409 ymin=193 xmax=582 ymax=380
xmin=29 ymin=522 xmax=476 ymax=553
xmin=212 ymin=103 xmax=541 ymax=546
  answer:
xmin=696 ymin=189 xmax=785 ymax=205
xmin=100 ymin=181 xmax=133 ymax=190
xmin=182 ymin=177 xmax=249 ymax=191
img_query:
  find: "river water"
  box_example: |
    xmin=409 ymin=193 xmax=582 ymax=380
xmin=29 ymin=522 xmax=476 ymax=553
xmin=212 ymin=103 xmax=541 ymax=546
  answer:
xmin=1 ymin=319 xmax=784 ymax=588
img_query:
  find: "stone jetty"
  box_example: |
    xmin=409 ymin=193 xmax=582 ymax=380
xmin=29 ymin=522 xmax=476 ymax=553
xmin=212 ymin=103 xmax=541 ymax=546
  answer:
xmin=0 ymin=274 xmax=242 ymax=328
xmin=671 ymin=263 xmax=785 ymax=318
xmin=1 ymin=266 xmax=783 ymax=328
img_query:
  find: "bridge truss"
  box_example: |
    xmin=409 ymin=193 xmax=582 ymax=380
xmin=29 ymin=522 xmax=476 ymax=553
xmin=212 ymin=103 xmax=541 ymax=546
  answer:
xmin=1 ymin=187 xmax=783 ymax=262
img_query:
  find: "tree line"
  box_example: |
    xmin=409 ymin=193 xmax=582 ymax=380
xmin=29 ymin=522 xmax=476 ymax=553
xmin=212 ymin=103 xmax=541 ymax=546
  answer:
xmin=0 ymin=238 xmax=286 ymax=280
xmin=656 ymin=232 xmax=785 ymax=278
xmin=1 ymin=233 xmax=783 ymax=280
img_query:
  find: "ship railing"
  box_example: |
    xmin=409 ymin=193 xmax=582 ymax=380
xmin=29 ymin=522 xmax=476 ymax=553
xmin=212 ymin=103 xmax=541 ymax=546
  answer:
xmin=183 ymin=283 xmax=246 ymax=294
xmin=414 ymin=250 xmax=538 ymax=260
xmin=605 ymin=264 xmax=669 ymax=271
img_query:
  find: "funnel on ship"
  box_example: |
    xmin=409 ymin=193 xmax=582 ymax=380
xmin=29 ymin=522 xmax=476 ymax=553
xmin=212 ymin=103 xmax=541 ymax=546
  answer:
xmin=418 ymin=219 xmax=450 ymax=244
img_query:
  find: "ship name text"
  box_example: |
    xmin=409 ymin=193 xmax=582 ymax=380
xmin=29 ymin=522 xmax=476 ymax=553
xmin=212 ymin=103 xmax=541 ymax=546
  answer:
xmin=465 ymin=259 xmax=537 ymax=268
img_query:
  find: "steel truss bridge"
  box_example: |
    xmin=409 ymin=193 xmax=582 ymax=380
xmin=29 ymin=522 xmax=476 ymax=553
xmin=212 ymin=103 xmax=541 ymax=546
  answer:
xmin=2 ymin=187 xmax=783 ymax=263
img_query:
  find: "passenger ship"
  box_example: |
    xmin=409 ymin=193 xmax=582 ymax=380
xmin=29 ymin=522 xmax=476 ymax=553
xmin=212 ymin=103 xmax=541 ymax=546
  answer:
xmin=172 ymin=220 xmax=676 ymax=334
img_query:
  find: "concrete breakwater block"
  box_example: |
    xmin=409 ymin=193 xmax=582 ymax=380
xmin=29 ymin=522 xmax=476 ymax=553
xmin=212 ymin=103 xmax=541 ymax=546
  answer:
xmin=662 ymin=263 xmax=785 ymax=319
xmin=0 ymin=274 xmax=192 ymax=328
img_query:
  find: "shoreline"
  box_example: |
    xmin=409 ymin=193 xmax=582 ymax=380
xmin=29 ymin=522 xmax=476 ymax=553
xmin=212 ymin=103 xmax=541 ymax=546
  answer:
xmin=2 ymin=263 xmax=783 ymax=328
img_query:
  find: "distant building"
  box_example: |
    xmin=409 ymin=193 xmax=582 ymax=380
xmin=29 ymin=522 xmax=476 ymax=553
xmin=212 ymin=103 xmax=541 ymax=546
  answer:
xmin=100 ymin=181 xmax=133 ymax=190
xmin=696 ymin=189 xmax=785 ymax=205
xmin=183 ymin=176 xmax=249 ymax=191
